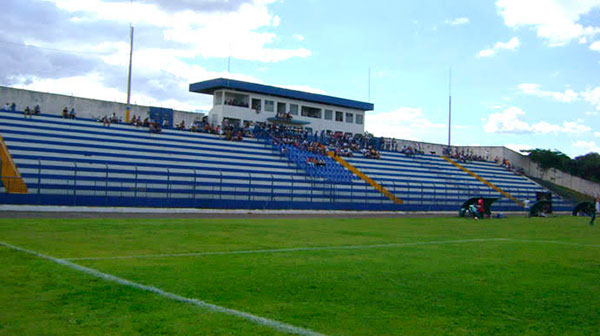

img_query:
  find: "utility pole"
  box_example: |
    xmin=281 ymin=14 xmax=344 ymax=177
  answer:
xmin=126 ymin=25 xmax=134 ymax=123
xmin=448 ymin=67 xmax=452 ymax=150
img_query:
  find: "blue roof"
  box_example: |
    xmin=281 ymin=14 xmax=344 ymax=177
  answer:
xmin=189 ymin=78 xmax=374 ymax=111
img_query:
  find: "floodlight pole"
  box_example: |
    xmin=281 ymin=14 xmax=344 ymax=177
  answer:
xmin=448 ymin=67 xmax=452 ymax=149
xmin=126 ymin=25 xmax=134 ymax=123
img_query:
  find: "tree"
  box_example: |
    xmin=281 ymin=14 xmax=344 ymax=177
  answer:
xmin=523 ymin=149 xmax=600 ymax=183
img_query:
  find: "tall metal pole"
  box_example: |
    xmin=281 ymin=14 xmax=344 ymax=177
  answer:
xmin=448 ymin=67 xmax=452 ymax=149
xmin=127 ymin=26 xmax=134 ymax=105
xmin=126 ymin=25 xmax=134 ymax=123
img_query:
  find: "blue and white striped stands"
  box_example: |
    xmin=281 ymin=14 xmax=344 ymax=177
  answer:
xmin=345 ymin=151 xmax=572 ymax=212
xmin=0 ymin=109 xmax=572 ymax=211
xmin=0 ymin=110 xmax=389 ymax=210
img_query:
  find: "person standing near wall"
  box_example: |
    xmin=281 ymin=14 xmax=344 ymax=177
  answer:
xmin=591 ymin=197 xmax=599 ymax=226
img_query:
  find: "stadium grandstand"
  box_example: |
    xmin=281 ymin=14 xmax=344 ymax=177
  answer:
xmin=0 ymin=81 xmax=575 ymax=212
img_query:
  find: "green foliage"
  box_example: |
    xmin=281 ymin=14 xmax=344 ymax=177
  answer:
xmin=524 ymin=148 xmax=600 ymax=183
xmin=2 ymin=217 xmax=600 ymax=335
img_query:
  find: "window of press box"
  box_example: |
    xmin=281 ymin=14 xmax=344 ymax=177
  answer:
xmin=289 ymin=104 xmax=298 ymax=115
xmin=301 ymin=106 xmax=322 ymax=119
xmin=355 ymin=114 xmax=363 ymax=124
xmin=324 ymin=109 xmax=333 ymax=120
xmin=346 ymin=113 xmax=354 ymax=123
xmin=264 ymin=100 xmax=274 ymax=112
xmin=335 ymin=111 xmax=343 ymax=122
xmin=224 ymin=92 xmax=249 ymax=107
xmin=251 ymin=98 xmax=261 ymax=111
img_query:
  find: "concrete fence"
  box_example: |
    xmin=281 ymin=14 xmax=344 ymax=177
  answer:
xmin=0 ymin=86 xmax=204 ymax=127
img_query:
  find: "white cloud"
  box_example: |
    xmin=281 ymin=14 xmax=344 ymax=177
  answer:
xmin=366 ymin=107 xmax=445 ymax=140
xmin=518 ymin=83 xmax=600 ymax=110
xmin=4 ymin=0 xmax=314 ymax=111
xmin=573 ymin=140 xmax=600 ymax=153
xmin=293 ymin=34 xmax=304 ymax=41
xmin=581 ymin=87 xmax=600 ymax=110
xmin=445 ymin=17 xmax=470 ymax=25
xmin=591 ymin=41 xmax=600 ymax=52
xmin=477 ymin=37 xmax=520 ymax=58
xmin=518 ymin=83 xmax=579 ymax=102
xmin=595 ymin=132 xmax=600 ymax=137
xmin=483 ymin=106 xmax=591 ymax=134
xmin=496 ymin=0 xmax=600 ymax=47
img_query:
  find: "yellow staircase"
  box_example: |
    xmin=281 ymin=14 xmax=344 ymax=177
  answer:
xmin=0 ymin=135 xmax=28 ymax=193
xmin=441 ymin=156 xmax=522 ymax=207
xmin=327 ymin=152 xmax=403 ymax=204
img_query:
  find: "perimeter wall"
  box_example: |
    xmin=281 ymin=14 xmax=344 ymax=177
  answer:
xmin=0 ymin=86 xmax=204 ymax=126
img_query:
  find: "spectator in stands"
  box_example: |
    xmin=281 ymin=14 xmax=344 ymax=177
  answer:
xmin=101 ymin=115 xmax=111 ymax=127
xmin=162 ymin=119 xmax=169 ymax=129
xmin=69 ymin=108 xmax=76 ymax=119
xmin=24 ymin=106 xmax=32 ymax=118
xmin=10 ymin=103 xmax=16 ymax=111
xmin=34 ymin=105 xmax=41 ymax=115
xmin=110 ymin=112 xmax=119 ymax=123
xmin=149 ymin=120 xmax=162 ymax=133
xmin=176 ymin=120 xmax=185 ymax=130
xmin=2 ymin=102 xmax=9 ymax=111
xmin=62 ymin=107 xmax=69 ymax=118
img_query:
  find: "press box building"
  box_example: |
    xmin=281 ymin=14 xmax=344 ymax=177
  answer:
xmin=189 ymin=78 xmax=374 ymax=135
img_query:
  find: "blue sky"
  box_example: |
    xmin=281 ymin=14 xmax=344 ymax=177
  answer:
xmin=2 ymin=0 xmax=599 ymax=157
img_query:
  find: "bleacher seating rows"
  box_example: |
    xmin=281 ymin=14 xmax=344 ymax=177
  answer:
xmin=0 ymin=110 xmax=572 ymax=211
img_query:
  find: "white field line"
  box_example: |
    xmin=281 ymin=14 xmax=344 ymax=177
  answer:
xmin=63 ymin=238 xmax=600 ymax=262
xmin=0 ymin=241 xmax=325 ymax=336
xmin=64 ymin=238 xmax=511 ymax=261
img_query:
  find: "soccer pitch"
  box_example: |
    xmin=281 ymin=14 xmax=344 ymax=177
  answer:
xmin=1 ymin=216 xmax=599 ymax=335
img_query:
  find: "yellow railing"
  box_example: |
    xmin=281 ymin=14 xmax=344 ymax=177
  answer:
xmin=0 ymin=135 xmax=28 ymax=193
xmin=441 ymin=156 xmax=523 ymax=207
xmin=327 ymin=152 xmax=403 ymax=204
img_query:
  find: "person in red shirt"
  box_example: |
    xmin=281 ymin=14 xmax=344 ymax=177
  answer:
xmin=477 ymin=198 xmax=485 ymax=219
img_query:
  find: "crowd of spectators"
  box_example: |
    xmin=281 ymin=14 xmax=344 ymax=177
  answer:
xmin=257 ymin=124 xmax=383 ymax=160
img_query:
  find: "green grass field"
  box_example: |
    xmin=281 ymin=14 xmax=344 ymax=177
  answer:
xmin=1 ymin=216 xmax=599 ymax=335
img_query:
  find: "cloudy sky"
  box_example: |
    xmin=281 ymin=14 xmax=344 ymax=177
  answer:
xmin=1 ymin=0 xmax=599 ymax=157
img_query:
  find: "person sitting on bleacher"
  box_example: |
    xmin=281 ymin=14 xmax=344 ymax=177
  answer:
xmin=2 ymin=102 xmax=9 ymax=111
xmin=101 ymin=115 xmax=111 ymax=127
xmin=176 ymin=120 xmax=185 ymax=130
xmin=24 ymin=106 xmax=32 ymax=118
xmin=69 ymin=108 xmax=76 ymax=119
xmin=149 ymin=120 xmax=161 ymax=133
xmin=62 ymin=107 xmax=69 ymax=118
xmin=34 ymin=105 xmax=41 ymax=115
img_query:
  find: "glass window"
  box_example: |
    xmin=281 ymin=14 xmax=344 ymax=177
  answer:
xmin=346 ymin=113 xmax=354 ymax=123
xmin=251 ymin=98 xmax=261 ymax=111
xmin=301 ymin=106 xmax=322 ymax=119
xmin=289 ymin=104 xmax=298 ymax=115
xmin=335 ymin=111 xmax=343 ymax=122
xmin=223 ymin=92 xmax=249 ymax=107
xmin=264 ymin=100 xmax=274 ymax=112
xmin=214 ymin=91 xmax=223 ymax=105
xmin=324 ymin=109 xmax=333 ymax=120
xmin=277 ymin=102 xmax=286 ymax=114
xmin=355 ymin=114 xmax=363 ymax=125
